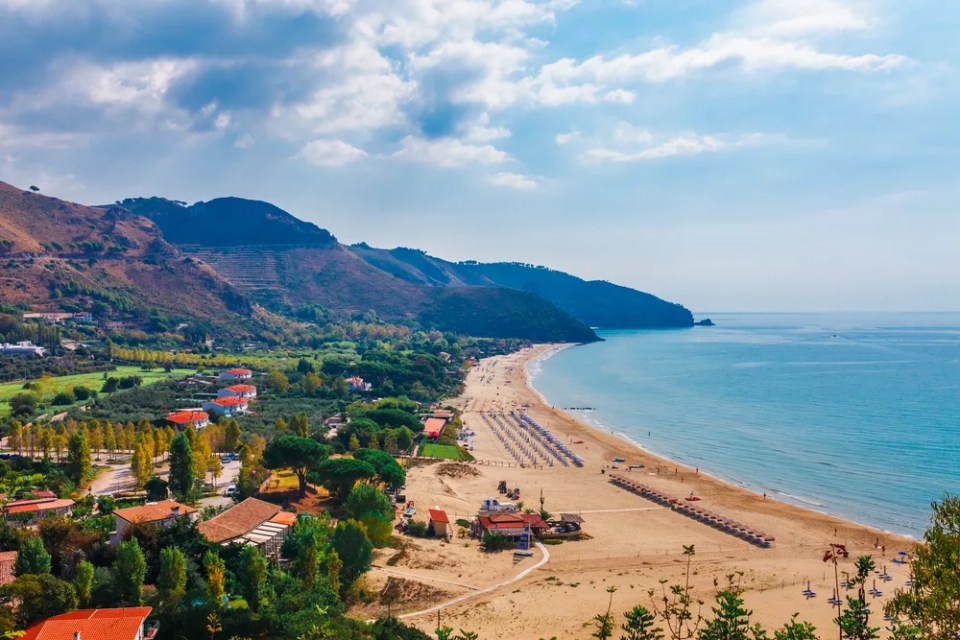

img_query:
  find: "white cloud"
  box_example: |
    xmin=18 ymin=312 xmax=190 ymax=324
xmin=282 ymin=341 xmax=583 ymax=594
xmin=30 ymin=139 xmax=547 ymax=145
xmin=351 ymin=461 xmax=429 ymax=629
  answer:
xmin=555 ymin=130 xmax=580 ymax=145
xmin=738 ymin=0 xmax=871 ymax=38
xmin=488 ymin=171 xmax=540 ymax=189
xmin=603 ymin=88 xmax=636 ymax=103
xmin=393 ymin=135 xmax=509 ymax=167
xmin=297 ymin=139 xmax=368 ymax=166
xmin=463 ymin=113 xmax=511 ymax=142
xmin=233 ymin=133 xmax=255 ymax=149
xmin=582 ymin=132 xmax=766 ymax=163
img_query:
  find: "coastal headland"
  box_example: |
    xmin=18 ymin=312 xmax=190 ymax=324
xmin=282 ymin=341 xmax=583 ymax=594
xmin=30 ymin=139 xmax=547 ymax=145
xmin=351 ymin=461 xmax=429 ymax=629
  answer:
xmin=366 ymin=345 xmax=912 ymax=639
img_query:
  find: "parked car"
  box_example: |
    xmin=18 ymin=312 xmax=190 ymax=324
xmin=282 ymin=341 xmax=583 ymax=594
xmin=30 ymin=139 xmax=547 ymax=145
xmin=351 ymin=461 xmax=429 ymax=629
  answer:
xmin=224 ymin=485 xmax=237 ymax=497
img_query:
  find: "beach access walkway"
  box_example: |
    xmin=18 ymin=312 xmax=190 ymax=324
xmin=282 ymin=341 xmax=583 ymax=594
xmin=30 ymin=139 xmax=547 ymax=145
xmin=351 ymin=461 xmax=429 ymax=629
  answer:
xmin=609 ymin=474 xmax=776 ymax=548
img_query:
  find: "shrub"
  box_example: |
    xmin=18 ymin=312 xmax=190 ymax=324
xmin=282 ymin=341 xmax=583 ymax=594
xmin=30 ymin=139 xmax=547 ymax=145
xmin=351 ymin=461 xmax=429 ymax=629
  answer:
xmin=482 ymin=532 xmax=514 ymax=552
xmin=405 ymin=520 xmax=428 ymax=537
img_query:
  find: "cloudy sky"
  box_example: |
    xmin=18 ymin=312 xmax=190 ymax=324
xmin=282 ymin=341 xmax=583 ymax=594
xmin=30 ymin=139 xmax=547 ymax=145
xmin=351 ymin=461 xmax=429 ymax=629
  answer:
xmin=1 ymin=0 xmax=957 ymax=312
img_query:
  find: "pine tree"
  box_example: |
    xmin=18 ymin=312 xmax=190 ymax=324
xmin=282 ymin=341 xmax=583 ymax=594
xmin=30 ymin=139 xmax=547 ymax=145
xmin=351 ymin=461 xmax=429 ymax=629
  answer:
xmin=73 ymin=560 xmax=94 ymax=607
xmin=15 ymin=536 xmax=51 ymax=576
xmin=237 ymin=545 xmax=267 ymax=612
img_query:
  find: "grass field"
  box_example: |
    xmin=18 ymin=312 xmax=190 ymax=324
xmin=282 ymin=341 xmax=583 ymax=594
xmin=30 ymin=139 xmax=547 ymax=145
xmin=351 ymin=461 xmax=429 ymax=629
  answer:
xmin=0 ymin=366 xmax=193 ymax=418
xmin=420 ymin=443 xmax=465 ymax=460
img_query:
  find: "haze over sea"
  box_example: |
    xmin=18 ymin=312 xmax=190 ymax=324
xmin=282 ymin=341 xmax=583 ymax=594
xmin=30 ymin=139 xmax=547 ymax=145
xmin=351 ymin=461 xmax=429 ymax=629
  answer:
xmin=529 ymin=313 xmax=960 ymax=537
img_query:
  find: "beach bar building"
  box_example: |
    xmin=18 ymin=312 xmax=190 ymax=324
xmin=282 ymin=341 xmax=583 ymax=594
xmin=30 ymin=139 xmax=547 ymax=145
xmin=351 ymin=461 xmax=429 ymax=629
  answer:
xmin=428 ymin=508 xmax=451 ymax=540
xmin=423 ymin=417 xmax=446 ymax=439
xmin=475 ymin=513 xmax=546 ymax=539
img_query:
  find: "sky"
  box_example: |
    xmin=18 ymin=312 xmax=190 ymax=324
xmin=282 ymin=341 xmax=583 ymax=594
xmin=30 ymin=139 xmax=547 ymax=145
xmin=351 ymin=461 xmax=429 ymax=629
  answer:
xmin=1 ymin=0 xmax=958 ymax=313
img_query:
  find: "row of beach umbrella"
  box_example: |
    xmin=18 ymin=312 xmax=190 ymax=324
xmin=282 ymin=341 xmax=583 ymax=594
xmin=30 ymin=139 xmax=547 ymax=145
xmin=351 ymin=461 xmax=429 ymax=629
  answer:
xmin=480 ymin=412 xmax=546 ymax=467
xmin=516 ymin=412 xmax=585 ymax=467
xmin=609 ymin=475 xmax=775 ymax=548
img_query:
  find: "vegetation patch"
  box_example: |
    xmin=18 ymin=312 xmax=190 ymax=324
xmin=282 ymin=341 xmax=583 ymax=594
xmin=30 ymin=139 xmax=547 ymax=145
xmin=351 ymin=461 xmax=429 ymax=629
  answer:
xmin=420 ymin=444 xmax=465 ymax=460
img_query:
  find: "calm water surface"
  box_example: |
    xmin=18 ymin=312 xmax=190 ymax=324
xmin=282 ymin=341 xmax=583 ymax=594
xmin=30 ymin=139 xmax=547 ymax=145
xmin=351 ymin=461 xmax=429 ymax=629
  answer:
xmin=529 ymin=313 xmax=960 ymax=536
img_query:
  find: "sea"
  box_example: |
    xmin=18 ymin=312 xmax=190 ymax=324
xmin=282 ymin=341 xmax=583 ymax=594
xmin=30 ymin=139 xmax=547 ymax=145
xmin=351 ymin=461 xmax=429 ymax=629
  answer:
xmin=527 ymin=312 xmax=960 ymax=537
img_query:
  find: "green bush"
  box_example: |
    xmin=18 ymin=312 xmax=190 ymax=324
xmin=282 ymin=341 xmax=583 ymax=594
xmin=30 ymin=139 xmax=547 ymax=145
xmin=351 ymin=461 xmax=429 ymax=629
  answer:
xmin=482 ymin=532 xmax=514 ymax=552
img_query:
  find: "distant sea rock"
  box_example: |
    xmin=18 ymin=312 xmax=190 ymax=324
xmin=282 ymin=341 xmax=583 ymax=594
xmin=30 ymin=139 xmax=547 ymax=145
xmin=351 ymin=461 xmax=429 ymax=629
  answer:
xmin=694 ymin=318 xmax=715 ymax=326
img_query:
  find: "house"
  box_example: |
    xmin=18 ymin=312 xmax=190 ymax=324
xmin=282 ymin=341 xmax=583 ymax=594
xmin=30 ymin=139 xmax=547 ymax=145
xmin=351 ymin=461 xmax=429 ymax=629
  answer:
xmin=4 ymin=496 xmax=74 ymax=527
xmin=71 ymin=312 xmax=95 ymax=324
xmin=431 ymin=409 xmax=455 ymax=421
xmin=476 ymin=513 xmax=546 ymax=539
xmin=0 ymin=551 xmax=16 ymax=586
xmin=219 ymin=368 xmax=253 ymax=381
xmin=103 ymin=320 xmax=126 ymax=330
xmin=345 ymin=376 xmax=371 ymax=392
xmin=423 ymin=417 xmax=446 ymax=439
xmin=202 ymin=396 xmax=249 ymax=417
xmin=20 ymin=607 xmax=154 ymax=640
xmin=217 ymin=384 xmax=257 ymax=400
xmin=198 ymin=497 xmax=295 ymax=561
xmin=113 ymin=500 xmax=198 ymax=541
xmin=164 ymin=410 xmax=209 ymax=430
xmin=22 ymin=312 xmax=73 ymax=324
xmin=428 ymin=508 xmax=451 ymax=540
xmin=0 ymin=341 xmax=45 ymax=357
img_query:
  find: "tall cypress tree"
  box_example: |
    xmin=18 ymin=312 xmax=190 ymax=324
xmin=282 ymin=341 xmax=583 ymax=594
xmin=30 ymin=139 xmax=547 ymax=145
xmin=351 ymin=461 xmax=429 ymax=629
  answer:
xmin=168 ymin=432 xmax=195 ymax=501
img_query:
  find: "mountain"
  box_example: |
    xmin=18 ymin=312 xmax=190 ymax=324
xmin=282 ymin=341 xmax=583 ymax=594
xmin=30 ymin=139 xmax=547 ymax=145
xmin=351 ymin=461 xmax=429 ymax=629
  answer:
xmin=112 ymin=196 xmax=599 ymax=342
xmin=118 ymin=196 xmax=336 ymax=247
xmin=349 ymin=246 xmax=694 ymax=328
xmin=0 ymin=182 xmax=257 ymax=334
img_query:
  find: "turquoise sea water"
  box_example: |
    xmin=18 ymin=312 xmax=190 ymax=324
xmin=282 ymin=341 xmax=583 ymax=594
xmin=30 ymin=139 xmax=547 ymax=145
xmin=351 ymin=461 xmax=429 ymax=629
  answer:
xmin=528 ymin=313 xmax=960 ymax=537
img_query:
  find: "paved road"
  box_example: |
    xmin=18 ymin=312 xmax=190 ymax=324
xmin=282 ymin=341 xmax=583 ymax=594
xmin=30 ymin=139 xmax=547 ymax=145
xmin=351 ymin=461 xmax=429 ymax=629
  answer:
xmin=89 ymin=457 xmax=241 ymax=500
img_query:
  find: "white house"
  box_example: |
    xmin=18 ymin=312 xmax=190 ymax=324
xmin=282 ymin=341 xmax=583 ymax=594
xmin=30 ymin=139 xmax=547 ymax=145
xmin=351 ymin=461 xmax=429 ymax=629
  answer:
xmin=0 ymin=342 xmax=45 ymax=357
xmin=345 ymin=376 xmax=371 ymax=392
xmin=217 ymin=384 xmax=257 ymax=400
xmin=165 ymin=410 xmax=210 ymax=430
xmin=202 ymin=396 xmax=249 ymax=416
xmin=219 ymin=368 xmax=253 ymax=381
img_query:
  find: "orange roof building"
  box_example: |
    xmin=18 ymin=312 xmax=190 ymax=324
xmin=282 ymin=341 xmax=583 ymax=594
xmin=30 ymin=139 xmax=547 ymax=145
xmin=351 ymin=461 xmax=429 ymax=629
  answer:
xmin=217 ymin=384 xmax=257 ymax=400
xmin=20 ymin=607 xmax=153 ymax=640
xmin=198 ymin=498 xmax=294 ymax=560
xmin=113 ymin=500 xmax=198 ymax=541
xmin=4 ymin=497 xmax=74 ymax=527
xmin=219 ymin=368 xmax=252 ymax=381
xmin=423 ymin=417 xmax=446 ymax=439
xmin=202 ymin=396 xmax=249 ymax=416
xmin=164 ymin=410 xmax=209 ymax=429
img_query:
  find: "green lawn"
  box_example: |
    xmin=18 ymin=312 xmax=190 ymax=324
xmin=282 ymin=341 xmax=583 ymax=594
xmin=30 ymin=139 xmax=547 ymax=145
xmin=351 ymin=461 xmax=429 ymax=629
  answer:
xmin=420 ymin=443 xmax=465 ymax=460
xmin=0 ymin=366 xmax=193 ymax=418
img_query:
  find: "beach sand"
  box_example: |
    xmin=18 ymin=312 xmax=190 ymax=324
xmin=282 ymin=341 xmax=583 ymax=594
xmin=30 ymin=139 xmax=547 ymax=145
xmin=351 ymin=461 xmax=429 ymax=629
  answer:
xmin=366 ymin=345 xmax=912 ymax=639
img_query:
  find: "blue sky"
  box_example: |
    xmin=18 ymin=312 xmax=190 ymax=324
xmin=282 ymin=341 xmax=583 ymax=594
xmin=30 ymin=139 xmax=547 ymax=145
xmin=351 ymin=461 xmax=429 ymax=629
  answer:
xmin=1 ymin=0 xmax=957 ymax=312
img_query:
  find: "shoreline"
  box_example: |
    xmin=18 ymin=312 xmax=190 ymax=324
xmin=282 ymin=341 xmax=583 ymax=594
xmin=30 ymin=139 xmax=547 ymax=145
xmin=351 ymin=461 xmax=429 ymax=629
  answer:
xmin=390 ymin=343 xmax=914 ymax=638
xmin=524 ymin=342 xmax=916 ymax=539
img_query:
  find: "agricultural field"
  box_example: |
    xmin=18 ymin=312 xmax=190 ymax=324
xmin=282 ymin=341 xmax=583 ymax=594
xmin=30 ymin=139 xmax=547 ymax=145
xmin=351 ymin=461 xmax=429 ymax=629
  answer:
xmin=420 ymin=443 xmax=466 ymax=460
xmin=0 ymin=366 xmax=193 ymax=418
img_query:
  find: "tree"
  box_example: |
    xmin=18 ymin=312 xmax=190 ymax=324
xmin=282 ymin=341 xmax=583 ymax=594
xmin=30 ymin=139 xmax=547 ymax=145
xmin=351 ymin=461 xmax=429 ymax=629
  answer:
xmin=203 ymin=551 xmax=226 ymax=606
xmin=168 ymin=432 xmax=195 ymax=501
xmin=650 ymin=544 xmax=702 ymax=640
xmin=237 ymin=545 xmax=267 ymax=612
xmin=157 ymin=547 xmax=187 ymax=608
xmin=344 ymin=483 xmax=393 ymax=521
xmin=301 ymin=372 xmax=322 ymax=395
xmin=886 ymin=495 xmax=960 ymax=639
xmin=10 ymin=392 xmax=37 ymax=417
xmin=593 ymin=586 xmax=618 ymax=640
xmin=698 ymin=591 xmax=753 ymax=640
xmin=1 ymin=574 xmax=76 ymax=627
xmin=74 ymin=560 xmax=94 ymax=608
xmin=67 ymin=429 xmax=93 ymax=487
xmin=15 ymin=535 xmax=51 ymax=576
xmin=282 ymin=517 xmax=330 ymax=586
xmin=354 ymin=448 xmax=406 ymax=487
xmin=311 ymin=458 xmax=375 ymax=501
xmin=224 ymin=420 xmax=242 ymax=451
xmin=262 ymin=435 xmax=329 ymax=498
xmin=113 ymin=538 xmax=147 ymax=605
xmin=622 ymin=605 xmax=665 ymax=640
xmin=267 ymin=370 xmax=289 ymax=394
xmin=773 ymin=615 xmax=818 ymax=640
xmin=101 ymin=377 xmax=120 ymax=394
xmin=145 ymin=476 xmax=169 ymax=501
xmin=332 ymin=519 xmax=373 ymax=593
xmin=130 ymin=441 xmax=151 ymax=489
xmin=836 ymin=556 xmax=879 ymax=640
xmin=291 ymin=413 xmax=310 ymax=437
xmin=29 ymin=185 xmax=39 ymax=192
xmin=7 ymin=421 xmax=23 ymax=455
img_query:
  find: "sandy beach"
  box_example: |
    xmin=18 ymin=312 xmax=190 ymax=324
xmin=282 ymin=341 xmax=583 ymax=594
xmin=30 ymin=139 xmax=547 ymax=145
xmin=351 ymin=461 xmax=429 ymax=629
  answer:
xmin=362 ymin=344 xmax=913 ymax=638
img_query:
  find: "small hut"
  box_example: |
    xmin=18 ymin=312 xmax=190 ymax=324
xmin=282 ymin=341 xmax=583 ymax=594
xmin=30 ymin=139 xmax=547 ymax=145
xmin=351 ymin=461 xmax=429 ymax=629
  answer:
xmin=428 ymin=508 xmax=451 ymax=540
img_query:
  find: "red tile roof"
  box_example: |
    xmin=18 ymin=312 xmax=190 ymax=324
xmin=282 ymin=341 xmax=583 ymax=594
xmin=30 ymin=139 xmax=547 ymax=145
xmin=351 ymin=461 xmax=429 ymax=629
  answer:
xmin=113 ymin=500 xmax=197 ymax=524
xmin=225 ymin=368 xmax=252 ymax=375
xmin=428 ymin=509 xmax=449 ymax=524
xmin=478 ymin=513 xmax=545 ymax=531
xmin=165 ymin=410 xmax=208 ymax=425
xmin=5 ymin=498 xmax=74 ymax=515
xmin=20 ymin=607 xmax=152 ymax=640
xmin=424 ymin=417 xmax=446 ymax=438
xmin=269 ymin=511 xmax=298 ymax=526
xmin=225 ymin=384 xmax=256 ymax=392
xmin=212 ymin=397 xmax=247 ymax=407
